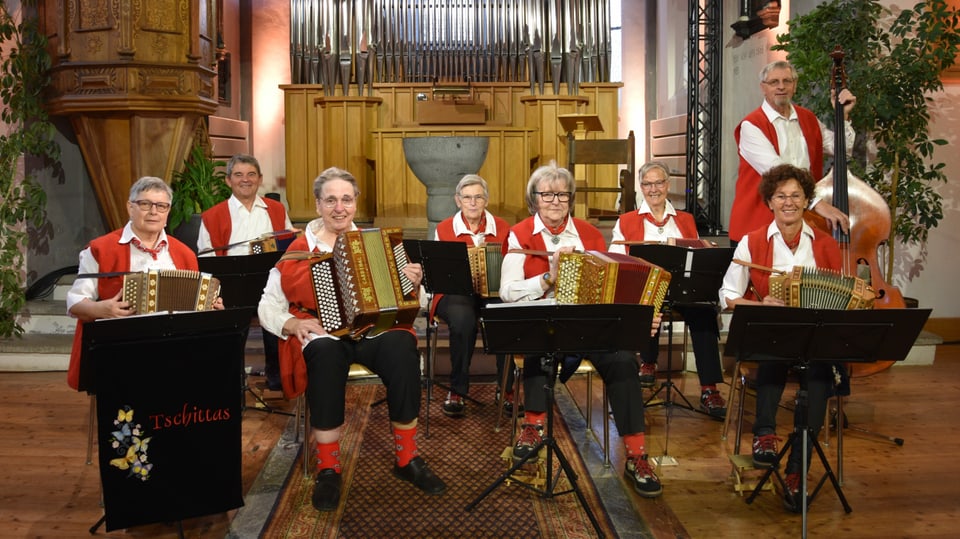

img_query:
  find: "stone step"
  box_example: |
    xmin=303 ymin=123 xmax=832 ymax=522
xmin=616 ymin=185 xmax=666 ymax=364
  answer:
xmin=16 ymin=299 xmax=76 ymax=335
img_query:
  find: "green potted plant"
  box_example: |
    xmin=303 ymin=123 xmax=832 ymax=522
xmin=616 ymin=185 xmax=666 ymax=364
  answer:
xmin=168 ymin=139 xmax=231 ymax=246
xmin=772 ymin=0 xmax=960 ymax=277
xmin=0 ymin=1 xmax=59 ymax=339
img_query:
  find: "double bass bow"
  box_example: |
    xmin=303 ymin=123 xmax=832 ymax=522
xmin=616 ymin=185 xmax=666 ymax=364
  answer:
xmin=806 ymin=46 xmax=906 ymax=376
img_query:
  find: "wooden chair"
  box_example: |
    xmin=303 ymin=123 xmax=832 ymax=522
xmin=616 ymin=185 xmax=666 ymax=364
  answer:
xmin=566 ymin=130 xmax=637 ymax=215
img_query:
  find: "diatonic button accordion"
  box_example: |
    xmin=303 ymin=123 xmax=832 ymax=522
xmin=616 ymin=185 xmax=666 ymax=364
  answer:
xmin=556 ymin=250 xmax=672 ymax=312
xmin=468 ymin=242 xmax=503 ymax=298
xmin=768 ymin=266 xmax=876 ymax=310
xmin=309 ymin=228 xmax=419 ymax=339
xmin=121 ymin=269 xmax=220 ymax=314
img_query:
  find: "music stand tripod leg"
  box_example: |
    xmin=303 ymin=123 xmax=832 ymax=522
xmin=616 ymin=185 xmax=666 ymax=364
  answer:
xmin=465 ymin=353 xmax=606 ymax=538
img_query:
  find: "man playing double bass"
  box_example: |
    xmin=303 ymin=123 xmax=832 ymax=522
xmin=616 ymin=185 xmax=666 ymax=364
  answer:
xmin=729 ymin=60 xmax=853 ymax=246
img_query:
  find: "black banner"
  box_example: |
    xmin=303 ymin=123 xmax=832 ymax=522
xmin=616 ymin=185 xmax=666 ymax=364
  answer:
xmin=86 ymin=310 xmax=251 ymax=531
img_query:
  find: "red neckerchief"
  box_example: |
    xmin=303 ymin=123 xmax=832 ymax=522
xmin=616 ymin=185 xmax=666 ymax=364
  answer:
xmin=643 ymin=212 xmax=671 ymax=230
xmin=461 ymin=212 xmax=487 ymax=235
xmin=130 ymin=237 xmax=167 ymax=260
xmin=783 ymin=229 xmax=802 ymax=251
xmin=544 ymin=215 xmax=569 ymax=236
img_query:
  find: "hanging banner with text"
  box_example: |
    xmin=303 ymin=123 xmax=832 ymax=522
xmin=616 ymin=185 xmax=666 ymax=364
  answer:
xmin=85 ymin=309 xmax=252 ymax=532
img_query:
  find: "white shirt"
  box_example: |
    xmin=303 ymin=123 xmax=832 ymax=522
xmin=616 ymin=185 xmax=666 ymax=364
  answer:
xmin=257 ymin=218 xmax=358 ymax=342
xmin=739 ymin=100 xmax=855 ymax=209
xmin=433 ymin=209 xmax=499 ymax=246
xmin=66 ymin=223 xmax=178 ymax=314
xmin=197 ymin=195 xmax=294 ymax=256
xmin=718 ymin=220 xmax=818 ymax=310
xmin=608 ymin=200 xmax=683 ymax=255
xmin=499 ymin=214 xmax=587 ymax=303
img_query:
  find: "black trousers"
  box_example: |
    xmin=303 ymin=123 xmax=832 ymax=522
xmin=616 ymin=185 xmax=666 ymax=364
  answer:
xmin=302 ymin=331 xmax=421 ymax=430
xmin=434 ymin=294 xmax=507 ymax=397
xmin=521 ymin=351 xmax=645 ymax=436
xmin=640 ymin=303 xmax=724 ymax=386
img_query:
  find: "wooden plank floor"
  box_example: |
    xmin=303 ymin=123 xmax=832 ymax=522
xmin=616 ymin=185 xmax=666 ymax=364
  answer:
xmin=1 ymin=344 xmax=958 ymax=538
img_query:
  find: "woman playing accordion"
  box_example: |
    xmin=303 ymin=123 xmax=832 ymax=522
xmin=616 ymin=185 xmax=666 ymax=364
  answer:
xmin=719 ymin=163 xmax=847 ymax=513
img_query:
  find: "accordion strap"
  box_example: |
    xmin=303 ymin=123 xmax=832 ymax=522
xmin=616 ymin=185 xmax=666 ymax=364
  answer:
xmin=279 ymin=250 xmax=330 ymax=262
xmin=75 ymin=271 xmax=135 ymax=279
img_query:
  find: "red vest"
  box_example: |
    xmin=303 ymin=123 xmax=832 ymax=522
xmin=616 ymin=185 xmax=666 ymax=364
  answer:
xmin=201 ymin=197 xmax=288 ymax=256
xmin=616 ymin=210 xmax=699 ymax=241
xmin=68 ymin=230 xmax=198 ymax=390
xmin=742 ymin=225 xmax=842 ymax=300
xmin=430 ymin=213 xmax=511 ymax=317
xmin=510 ymin=216 xmax=607 ymax=280
xmin=730 ymin=105 xmax=823 ymax=242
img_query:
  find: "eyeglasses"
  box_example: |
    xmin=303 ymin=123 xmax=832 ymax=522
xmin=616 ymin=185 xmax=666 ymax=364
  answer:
xmin=536 ymin=191 xmax=572 ymax=203
xmin=458 ymin=194 xmax=487 ymax=203
xmin=762 ymin=78 xmax=796 ymax=86
xmin=640 ymin=179 xmax=668 ymax=189
xmin=132 ymin=200 xmax=171 ymax=213
xmin=320 ymin=196 xmax=357 ymax=209
xmin=771 ymin=193 xmax=805 ymax=204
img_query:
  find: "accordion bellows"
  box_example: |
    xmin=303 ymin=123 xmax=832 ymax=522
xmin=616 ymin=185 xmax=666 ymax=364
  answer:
xmin=122 ymin=269 xmax=220 ymax=313
xmin=309 ymin=228 xmax=419 ymax=339
xmin=468 ymin=243 xmax=503 ymax=298
xmin=555 ymin=251 xmax=671 ymax=311
xmin=768 ymin=266 xmax=876 ymax=310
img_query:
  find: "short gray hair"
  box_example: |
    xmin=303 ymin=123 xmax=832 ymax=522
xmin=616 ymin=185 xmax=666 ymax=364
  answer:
xmin=313 ymin=167 xmax=360 ymax=199
xmin=456 ymin=174 xmax=489 ymax=199
xmin=226 ymin=154 xmax=262 ymax=177
xmin=524 ymin=161 xmax=575 ymax=215
xmin=638 ymin=161 xmax=670 ymax=182
xmin=129 ymin=176 xmax=173 ymax=202
xmin=759 ymin=60 xmax=797 ymax=83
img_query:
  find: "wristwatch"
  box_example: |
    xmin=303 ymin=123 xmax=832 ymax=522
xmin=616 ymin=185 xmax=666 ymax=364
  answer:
xmin=542 ymin=272 xmax=555 ymax=288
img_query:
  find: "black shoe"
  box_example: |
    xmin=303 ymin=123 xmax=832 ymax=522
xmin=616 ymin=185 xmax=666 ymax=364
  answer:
xmin=441 ymin=392 xmax=466 ymax=417
xmin=624 ymin=454 xmax=663 ymax=498
xmin=699 ymin=388 xmax=727 ymax=420
xmin=265 ymin=377 xmax=283 ymax=392
xmin=639 ymin=362 xmax=657 ymax=388
xmin=512 ymin=423 xmax=544 ymax=462
xmin=783 ymin=472 xmax=803 ymax=513
xmin=495 ymin=388 xmax=524 ymax=415
xmin=312 ymin=468 xmax=342 ymax=511
xmin=752 ymin=434 xmax=781 ymax=468
xmin=393 ymin=456 xmax=447 ymax=495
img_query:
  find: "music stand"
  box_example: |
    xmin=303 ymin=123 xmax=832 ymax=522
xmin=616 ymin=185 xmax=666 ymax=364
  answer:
xmin=725 ymin=305 xmax=931 ymax=538
xmin=403 ymin=239 xmax=477 ymax=436
xmin=199 ymin=252 xmax=291 ymax=416
xmin=629 ymin=244 xmax=734 ymax=464
xmin=465 ymin=302 xmax=654 ymax=539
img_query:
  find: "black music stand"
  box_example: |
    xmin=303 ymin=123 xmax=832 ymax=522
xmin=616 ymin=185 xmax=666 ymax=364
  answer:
xmin=80 ymin=308 xmax=253 ymax=534
xmin=403 ymin=239 xmax=477 ymax=436
xmin=199 ymin=252 xmax=291 ymax=416
xmin=465 ymin=302 xmax=654 ymax=539
xmin=725 ymin=305 xmax=931 ymax=538
xmin=629 ymin=244 xmax=734 ymax=464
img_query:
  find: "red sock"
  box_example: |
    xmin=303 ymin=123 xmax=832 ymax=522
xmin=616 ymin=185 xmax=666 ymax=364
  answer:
xmin=394 ymin=425 xmax=419 ymax=467
xmin=623 ymin=433 xmax=646 ymax=458
xmin=315 ymin=441 xmax=341 ymax=473
xmin=701 ymin=384 xmax=718 ymax=392
xmin=523 ymin=411 xmax=546 ymax=426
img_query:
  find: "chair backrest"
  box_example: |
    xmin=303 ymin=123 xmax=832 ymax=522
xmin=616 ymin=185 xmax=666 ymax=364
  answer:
xmin=566 ymin=130 xmax=636 ymax=214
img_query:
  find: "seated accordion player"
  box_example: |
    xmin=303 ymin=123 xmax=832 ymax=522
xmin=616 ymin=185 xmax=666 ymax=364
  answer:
xmin=555 ymin=250 xmax=672 ymax=312
xmin=768 ymin=265 xmax=877 ymax=310
xmin=122 ymin=269 xmax=221 ymax=314
xmin=304 ymin=228 xmax=419 ymax=339
xmin=468 ymin=242 xmax=503 ymax=298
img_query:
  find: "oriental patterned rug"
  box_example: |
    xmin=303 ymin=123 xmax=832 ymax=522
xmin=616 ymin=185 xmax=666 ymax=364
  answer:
xmin=264 ymin=383 xmax=618 ymax=538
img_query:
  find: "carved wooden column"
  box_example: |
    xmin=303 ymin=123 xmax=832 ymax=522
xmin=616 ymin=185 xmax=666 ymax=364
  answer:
xmin=40 ymin=0 xmax=219 ymax=230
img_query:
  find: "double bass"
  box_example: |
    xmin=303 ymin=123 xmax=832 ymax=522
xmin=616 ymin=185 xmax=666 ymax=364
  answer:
xmin=806 ymin=46 xmax=907 ymax=376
